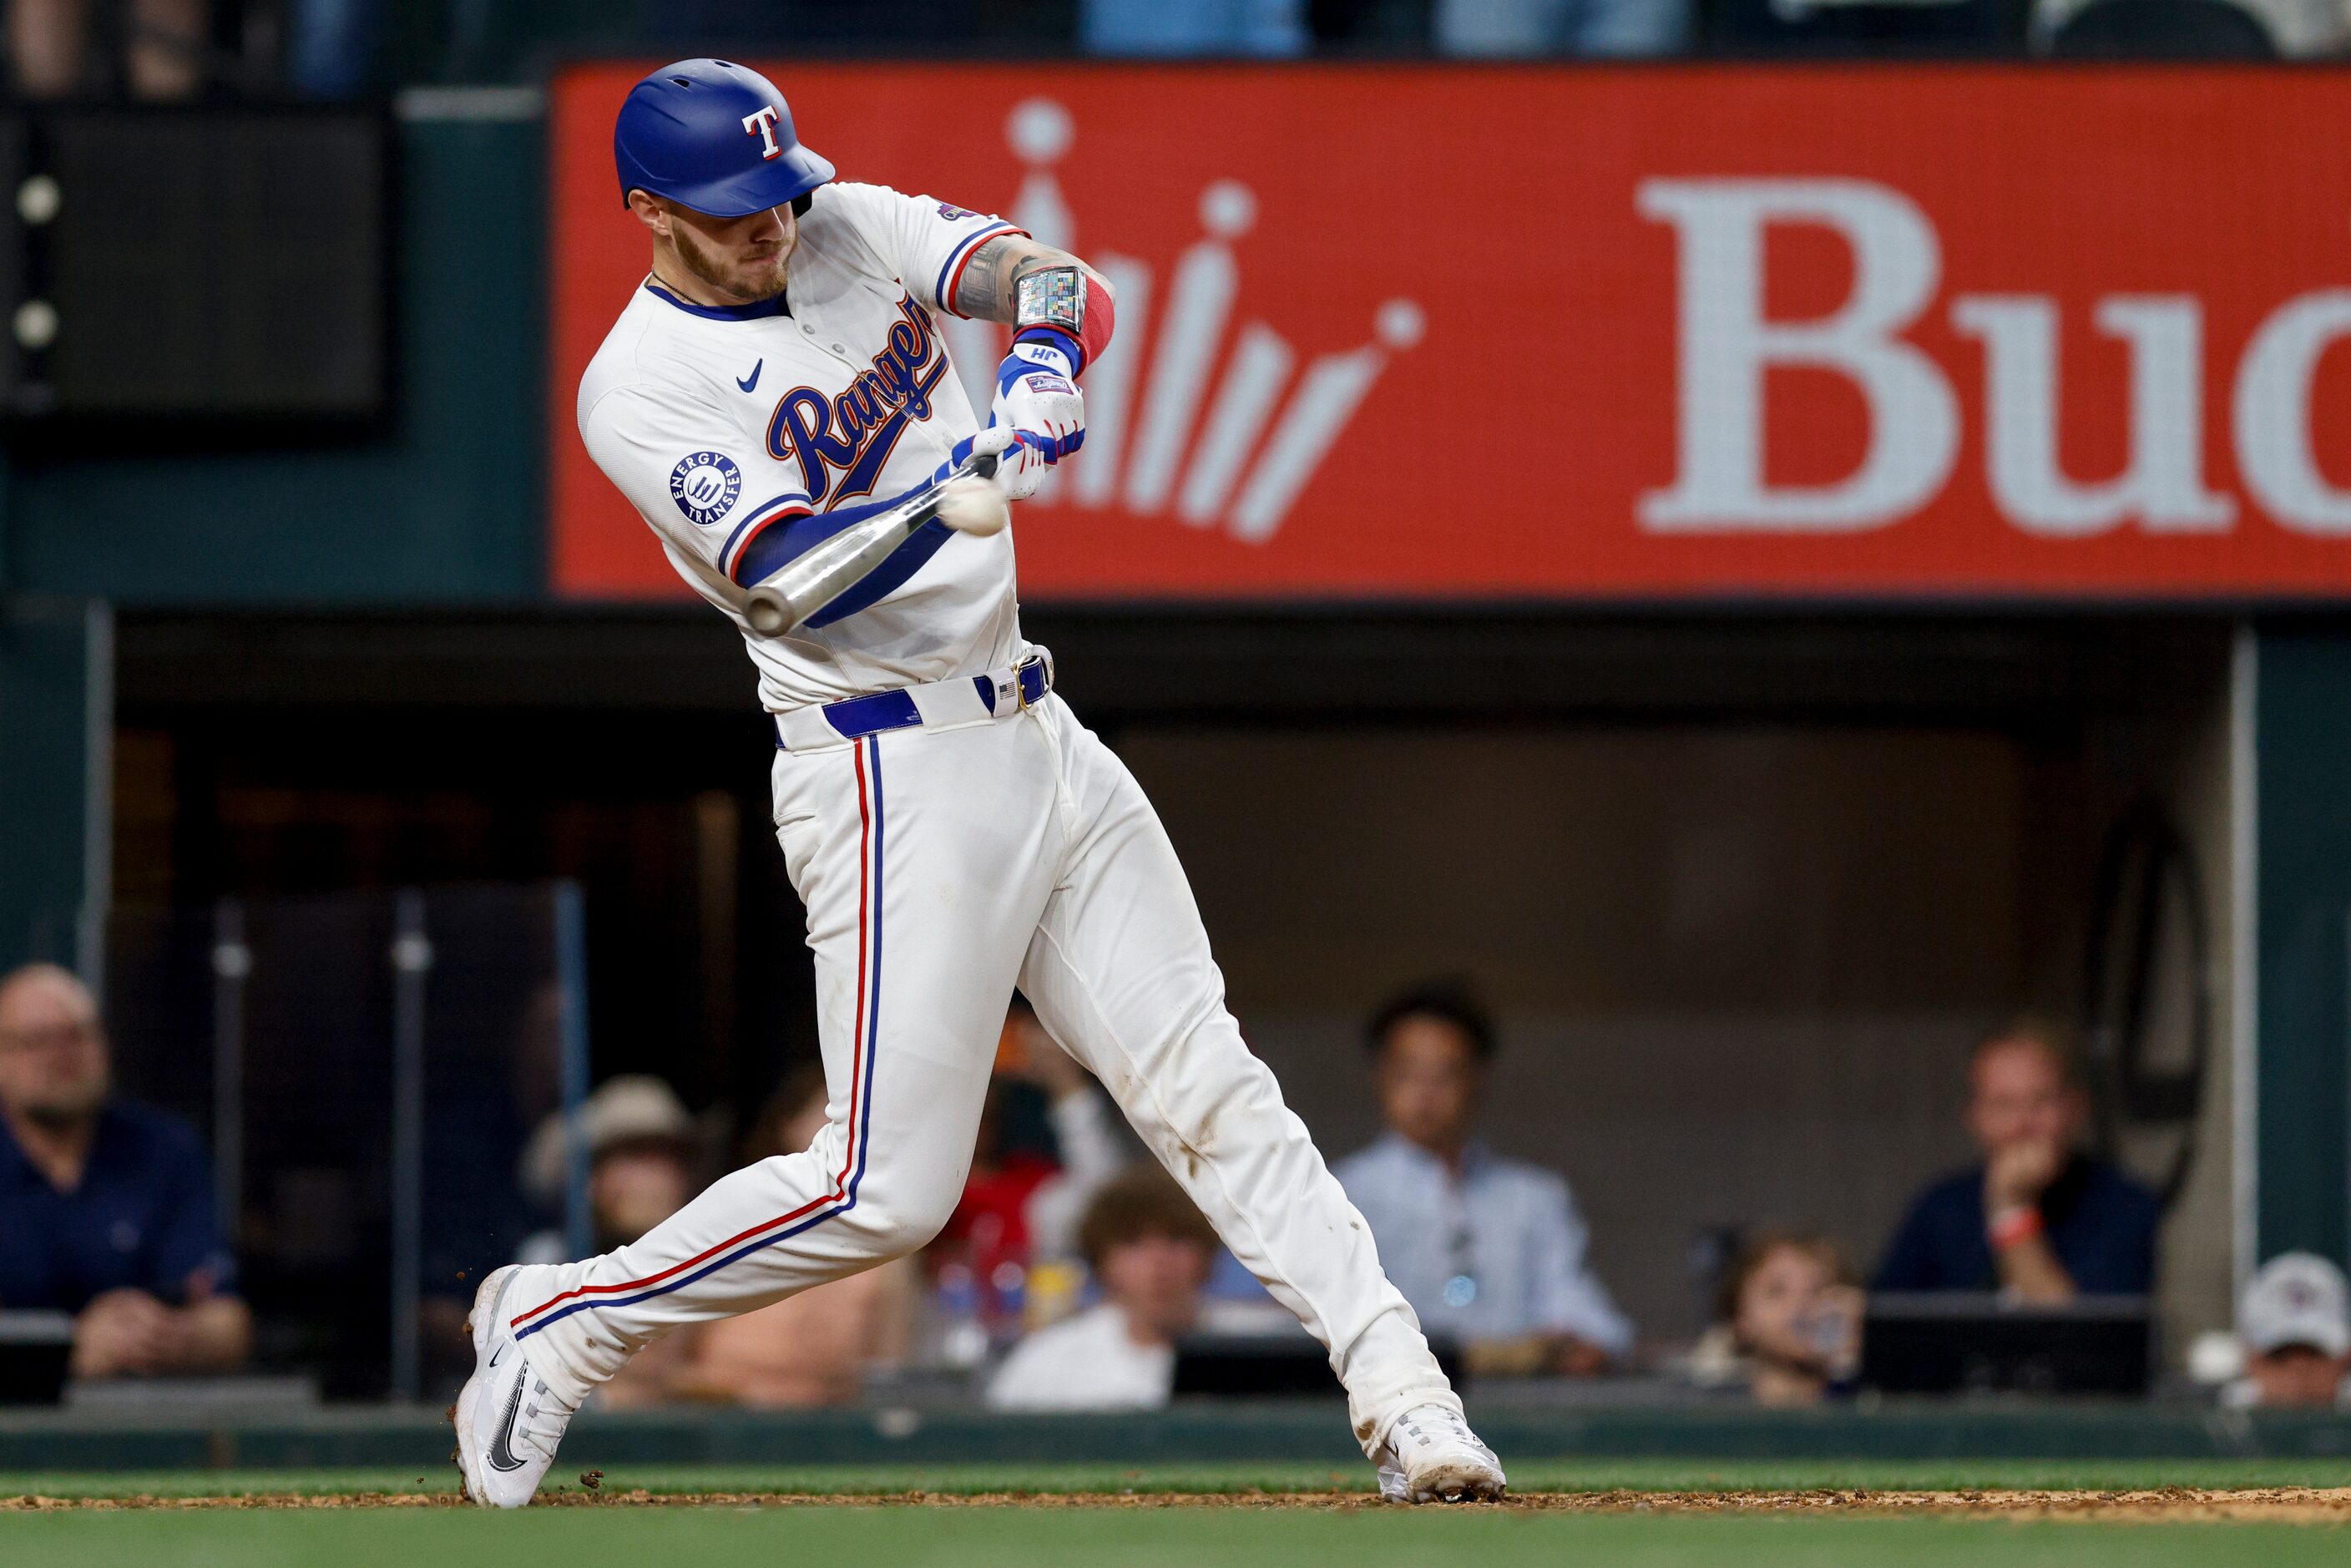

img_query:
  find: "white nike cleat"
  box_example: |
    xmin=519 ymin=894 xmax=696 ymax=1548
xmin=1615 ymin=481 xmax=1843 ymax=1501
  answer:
xmin=452 ymin=1265 xmax=579 ymax=1509
xmin=1374 ymin=1404 xmax=1507 ymax=1504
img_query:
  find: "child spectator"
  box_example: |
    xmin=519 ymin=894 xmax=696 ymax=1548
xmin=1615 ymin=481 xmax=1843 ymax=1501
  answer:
xmin=1692 ymin=1232 xmax=1861 ymax=1406
xmin=985 ymin=1166 xmax=1217 ymax=1411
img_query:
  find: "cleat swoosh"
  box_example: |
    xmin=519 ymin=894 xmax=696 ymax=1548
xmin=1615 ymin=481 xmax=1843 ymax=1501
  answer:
xmin=485 ymin=1374 xmax=529 ymax=1473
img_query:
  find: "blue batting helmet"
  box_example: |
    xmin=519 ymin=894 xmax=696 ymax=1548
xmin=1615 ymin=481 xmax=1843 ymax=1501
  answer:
xmin=614 ymin=58 xmax=834 ymax=218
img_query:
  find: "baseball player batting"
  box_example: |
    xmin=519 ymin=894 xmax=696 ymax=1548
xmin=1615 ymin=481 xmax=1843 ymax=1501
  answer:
xmin=453 ymin=58 xmax=1504 ymax=1508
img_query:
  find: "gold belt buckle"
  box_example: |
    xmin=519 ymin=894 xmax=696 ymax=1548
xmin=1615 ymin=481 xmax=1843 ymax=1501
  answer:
xmin=1014 ymin=652 xmax=1049 ymax=711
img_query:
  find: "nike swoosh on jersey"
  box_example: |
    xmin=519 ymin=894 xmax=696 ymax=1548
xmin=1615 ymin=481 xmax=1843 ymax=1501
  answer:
xmin=737 ymin=360 xmax=763 ymax=393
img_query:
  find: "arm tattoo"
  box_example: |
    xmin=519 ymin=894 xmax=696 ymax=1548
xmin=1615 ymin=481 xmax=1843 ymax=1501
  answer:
xmin=955 ymin=235 xmax=1092 ymax=325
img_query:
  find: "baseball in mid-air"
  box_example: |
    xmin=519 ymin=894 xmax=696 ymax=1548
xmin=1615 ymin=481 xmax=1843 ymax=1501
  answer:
xmin=937 ymin=470 xmax=1012 ymax=537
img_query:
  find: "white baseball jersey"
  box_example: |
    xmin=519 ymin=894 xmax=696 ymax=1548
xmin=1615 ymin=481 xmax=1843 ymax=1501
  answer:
xmin=578 ymin=181 xmax=1029 ymax=711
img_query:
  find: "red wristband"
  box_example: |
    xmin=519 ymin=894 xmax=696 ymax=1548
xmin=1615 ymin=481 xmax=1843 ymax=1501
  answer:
xmin=1988 ymin=1204 xmax=2044 ymax=1251
xmin=1073 ymin=271 xmax=1115 ymax=374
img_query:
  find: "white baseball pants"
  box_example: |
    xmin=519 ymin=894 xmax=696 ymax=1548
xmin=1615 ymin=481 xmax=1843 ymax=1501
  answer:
xmin=503 ymin=688 xmax=1458 ymax=1454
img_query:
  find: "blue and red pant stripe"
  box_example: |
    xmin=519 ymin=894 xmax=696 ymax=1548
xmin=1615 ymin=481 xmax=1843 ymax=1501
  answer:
xmin=509 ymin=735 xmax=887 ymax=1340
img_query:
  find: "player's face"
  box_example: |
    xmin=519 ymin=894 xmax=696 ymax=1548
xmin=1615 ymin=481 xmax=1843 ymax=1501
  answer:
xmin=1374 ymin=1015 xmax=1483 ymax=1155
xmin=665 ymin=200 xmax=796 ymax=304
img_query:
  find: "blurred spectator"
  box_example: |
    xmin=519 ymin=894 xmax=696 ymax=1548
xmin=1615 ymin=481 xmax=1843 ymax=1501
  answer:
xmin=1081 ymin=0 xmax=1309 ymax=54
xmin=987 ymin=1000 xmax=1277 ymax=1325
xmin=1874 ymin=1019 xmax=2160 ymax=1302
xmin=937 ymin=997 xmax=1129 ymax=1294
xmin=1687 ymin=1232 xmax=1860 ymax=1405
xmin=2221 ymin=1253 xmax=2351 ymax=1409
xmin=986 ymin=1166 xmax=1217 ymax=1411
xmin=1433 ymin=0 xmax=1691 ymax=56
xmin=0 ymin=963 xmax=250 ymax=1378
xmin=8 ymin=0 xmax=208 ymax=99
xmin=1709 ymin=0 xmax=2020 ymax=57
xmin=2035 ymin=0 xmax=2299 ymax=53
xmin=519 ymin=1073 xmax=700 ymax=1260
xmin=286 ymin=0 xmax=379 ymax=98
xmin=2212 ymin=0 xmax=2333 ymax=51
xmin=516 ymin=1073 xmax=700 ymax=1408
xmin=670 ymin=1064 xmax=916 ymax=1407
xmin=637 ymin=0 xmax=996 ymax=48
xmin=1004 ymin=997 xmax=1131 ymax=1266
xmin=1333 ymin=981 xmax=1632 ymax=1375
xmin=1304 ymin=0 xmax=1429 ymax=48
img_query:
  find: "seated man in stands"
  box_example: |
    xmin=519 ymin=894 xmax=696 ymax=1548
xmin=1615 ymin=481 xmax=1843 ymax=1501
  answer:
xmin=1876 ymin=1019 xmax=2160 ymax=1302
xmin=0 ymin=963 xmax=250 ymax=1378
xmin=986 ymin=1167 xmax=1217 ymax=1411
xmin=1335 ymin=982 xmax=1631 ymax=1374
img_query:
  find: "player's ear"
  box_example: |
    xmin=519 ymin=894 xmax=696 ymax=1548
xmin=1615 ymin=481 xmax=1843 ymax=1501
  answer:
xmin=625 ymin=189 xmax=670 ymax=238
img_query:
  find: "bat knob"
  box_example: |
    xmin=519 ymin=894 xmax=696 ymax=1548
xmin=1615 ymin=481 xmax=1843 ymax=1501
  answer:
xmin=970 ymin=450 xmax=999 ymax=482
xmin=745 ymin=589 xmax=791 ymax=636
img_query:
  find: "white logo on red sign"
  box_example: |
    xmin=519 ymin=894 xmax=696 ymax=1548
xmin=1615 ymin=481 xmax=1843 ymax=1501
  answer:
xmin=1641 ymin=178 xmax=2351 ymax=539
xmin=936 ymin=98 xmax=1422 ymax=545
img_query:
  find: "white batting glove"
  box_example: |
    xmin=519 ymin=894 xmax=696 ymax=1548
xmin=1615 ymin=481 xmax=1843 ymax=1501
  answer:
xmin=988 ymin=340 xmax=1085 ymax=502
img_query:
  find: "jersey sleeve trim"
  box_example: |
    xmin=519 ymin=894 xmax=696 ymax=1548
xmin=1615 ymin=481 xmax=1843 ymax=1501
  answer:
xmin=723 ymin=493 xmax=817 ymax=584
xmin=935 ymin=221 xmax=1026 ymax=319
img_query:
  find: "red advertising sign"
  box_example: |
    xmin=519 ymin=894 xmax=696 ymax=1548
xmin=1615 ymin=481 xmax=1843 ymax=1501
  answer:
xmin=550 ymin=63 xmax=2351 ymax=601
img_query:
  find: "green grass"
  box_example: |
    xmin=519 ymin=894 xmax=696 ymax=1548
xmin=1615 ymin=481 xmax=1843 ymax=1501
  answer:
xmin=5 ymin=1458 xmax=2348 ymax=1568
xmin=1 ymin=1508 xmax=2348 ymax=1568
xmin=6 ymin=1456 xmax=2351 ymax=1500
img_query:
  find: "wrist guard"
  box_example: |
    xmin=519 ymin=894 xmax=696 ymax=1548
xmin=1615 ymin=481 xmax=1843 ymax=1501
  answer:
xmin=1013 ymin=264 xmax=1115 ymax=377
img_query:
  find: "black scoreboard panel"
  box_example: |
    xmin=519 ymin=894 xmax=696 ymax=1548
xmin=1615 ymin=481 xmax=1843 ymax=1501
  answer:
xmin=3 ymin=107 xmax=389 ymax=425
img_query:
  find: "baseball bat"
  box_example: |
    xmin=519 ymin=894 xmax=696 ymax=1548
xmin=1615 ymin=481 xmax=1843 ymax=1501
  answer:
xmin=743 ymin=450 xmax=999 ymax=637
